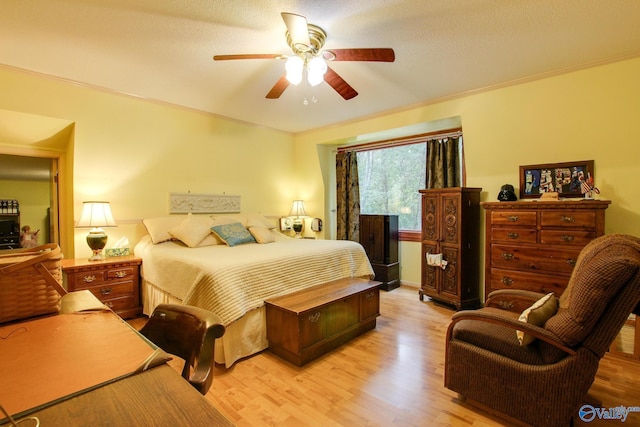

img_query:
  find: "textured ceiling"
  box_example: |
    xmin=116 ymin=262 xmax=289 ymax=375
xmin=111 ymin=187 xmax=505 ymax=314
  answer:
xmin=2 ymin=0 xmax=640 ymax=134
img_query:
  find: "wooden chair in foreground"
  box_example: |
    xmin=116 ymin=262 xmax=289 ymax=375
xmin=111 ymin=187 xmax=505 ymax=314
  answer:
xmin=140 ymin=304 xmax=225 ymax=395
xmin=445 ymin=234 xmax=640 ymax=426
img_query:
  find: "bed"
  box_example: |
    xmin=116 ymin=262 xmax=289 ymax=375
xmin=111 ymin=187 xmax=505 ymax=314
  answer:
xmin=134 ymin=213 xmax=374 ymax=367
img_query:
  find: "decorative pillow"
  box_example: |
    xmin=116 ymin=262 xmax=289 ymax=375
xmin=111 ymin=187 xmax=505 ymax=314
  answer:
xmin=168 ymin=212 xmax=213 ymax=248
xmin=516 ymin=292 xmax=558 ymax=346
xmin=210 ymin=215 xmax=245 ymax=227
xmin=142 ymin=216 xmax=184 ymax=244
xmin=249 ymin=226 xmax=276 ymax=244
xmin=246 ymin=213 xmax=277 ymax=230
xmin=197 ymin=233 xmax=222 ymax=247
xmin=211 ymin=222 xmax=256 ymax=247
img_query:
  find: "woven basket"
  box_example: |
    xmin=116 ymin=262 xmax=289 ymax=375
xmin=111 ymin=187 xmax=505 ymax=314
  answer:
xmin=0 ymin=243 xmax=66 ymax=323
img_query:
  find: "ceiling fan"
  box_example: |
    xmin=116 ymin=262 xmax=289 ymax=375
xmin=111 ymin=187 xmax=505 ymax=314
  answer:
xmin=213 ymin=12 xmax=395 ymax=100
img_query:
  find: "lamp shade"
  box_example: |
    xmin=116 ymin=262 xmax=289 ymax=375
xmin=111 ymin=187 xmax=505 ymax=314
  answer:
xmin=289 ymin=200 xmax=309 ymax=218
xmin=76 ymin=201 xmax=117 ymax=228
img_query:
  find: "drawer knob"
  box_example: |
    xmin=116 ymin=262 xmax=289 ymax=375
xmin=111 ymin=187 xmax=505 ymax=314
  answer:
xmin=501 ymin=252 xmax=514 ymax=260
xmin=566 ymin=259 xmax=576 ymax=267
xmin=561 ymin=215 xmax=575 ymax=223
xmin=100 ymin=287 xmax=113 ymax=296
xmin=365 ymin=291 xmax=375 ymax=300
xmin=497 ymin=300 xmax=514 ymax=310
xmin=561 ymin=235 xmax=574 ymax=242
xmin=106 ymin=302 xmax=114 ymax=308
xmin=507 ymin=232 xmax=519 ymax=239
xmin=114 ymin=270 xmax=127 ymax=278
xmin=507 ymin=215 xmax=519 ymax=222
xmin=502 ymin=277 xmax=514 ymax=286
xmin=308 ymin=312 xmax=321 ymax=323
xmin=83 ymin=275 xmax=97 ymax=283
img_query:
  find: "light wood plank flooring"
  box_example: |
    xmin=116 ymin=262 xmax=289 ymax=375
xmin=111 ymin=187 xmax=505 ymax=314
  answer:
xmin=132 ymin=285 xmax=640 ymax=426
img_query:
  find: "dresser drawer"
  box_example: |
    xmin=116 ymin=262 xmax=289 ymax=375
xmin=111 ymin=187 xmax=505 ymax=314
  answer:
xmin=69 ymin=270 xmax=107 ymax=286
xmin=102 ymin=295 xmax=137 ymax=312
xmin=489 ymin=268 xmax=568 ymax=296
xmin=490 ymin=211 xmax=537 ymax=226
xmin=491 ymin=244 xmax=580 ymax=275
xmin=83 ymin=281 xmax=135 ymax=299
xmin=540 ymin=210 xmax=596 ymax=228
xmin=540 ymin=230 xmax=595 ymax=246
xmin=491 ymin=228 xmax=537 ymax=243
xmin=106 ymin=266 xmax=136 ymax=281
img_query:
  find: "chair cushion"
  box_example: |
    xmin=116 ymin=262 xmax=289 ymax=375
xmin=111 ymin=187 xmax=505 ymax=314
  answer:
xmin=517 ymin=292 xmax=558 ymax=346
xmin=546 ymin=235 xmax=640 ymax=347
xmin=451 ymin=308 xmax=547 ymax=365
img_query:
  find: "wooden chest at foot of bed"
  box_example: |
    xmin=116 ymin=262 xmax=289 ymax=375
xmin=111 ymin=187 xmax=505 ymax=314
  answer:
xmin=265 ymin=277 xmax=381 ymax=366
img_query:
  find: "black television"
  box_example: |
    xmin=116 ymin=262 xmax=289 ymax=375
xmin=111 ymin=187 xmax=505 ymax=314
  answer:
xmin=0 ymin=219 xmax=19 ymax=237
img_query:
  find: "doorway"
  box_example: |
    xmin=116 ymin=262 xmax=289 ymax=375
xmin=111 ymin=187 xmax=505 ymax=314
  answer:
xmin=0 ymin=154 xmax=59 ymax=251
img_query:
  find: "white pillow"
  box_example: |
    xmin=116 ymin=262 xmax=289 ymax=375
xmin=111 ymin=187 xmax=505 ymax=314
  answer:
xmin=142 ymin=216 xmax=184 ymax=244
xmin=246 ymin=213 xmax=277 ymax=230
xmin=248 ymin=226 xmax=276 ymax=244
xmin=516 ymin=292 xmax=558 ymax=346
xmin=197 ymin=233 xmax=222 ymax=247
xmin=168 ymin=213 xmax=214 ymax=248
xmin=210 ymin=215 xmax=245 ymax=227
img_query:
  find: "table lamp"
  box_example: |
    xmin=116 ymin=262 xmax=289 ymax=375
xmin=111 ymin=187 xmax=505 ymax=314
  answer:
xmin=76 ymin=201 xmax=117 ymax=261
xmin=289 ymin=200 xmax=308 ymax=238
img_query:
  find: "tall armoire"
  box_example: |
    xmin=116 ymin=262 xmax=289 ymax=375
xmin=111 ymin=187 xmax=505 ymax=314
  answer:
xmin=359 ymin=214 xmax=399 ymax=291
xmin=419 ymin=187 xmax=482 ymax=309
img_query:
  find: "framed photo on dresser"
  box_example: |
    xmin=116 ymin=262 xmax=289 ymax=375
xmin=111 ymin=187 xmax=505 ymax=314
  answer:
xmin=519 ymin=160 xmax=594 ymax=199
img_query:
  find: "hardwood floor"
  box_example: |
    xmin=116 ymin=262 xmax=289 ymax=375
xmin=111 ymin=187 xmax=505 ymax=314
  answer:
xmin=132 ymin=285 xmax=640 ymax=426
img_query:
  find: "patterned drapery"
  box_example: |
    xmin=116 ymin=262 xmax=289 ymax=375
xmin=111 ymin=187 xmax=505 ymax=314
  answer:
xmin=336 ymin=151 xmax=360 ymax=241
xmin=426 ymin=136 xmax=462 ymax=189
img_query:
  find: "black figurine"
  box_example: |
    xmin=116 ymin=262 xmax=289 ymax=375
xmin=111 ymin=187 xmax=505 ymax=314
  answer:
xmin=497 ymin=184 xmax=517 ymax=201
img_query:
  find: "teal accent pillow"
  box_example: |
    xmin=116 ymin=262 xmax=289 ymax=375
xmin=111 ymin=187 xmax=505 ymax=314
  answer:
xmin=210 ymin=222 xmax=256 ymax=247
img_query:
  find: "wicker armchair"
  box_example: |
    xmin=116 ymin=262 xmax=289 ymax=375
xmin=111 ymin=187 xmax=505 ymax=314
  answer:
xmin=445 ymin=234 xmax=640 ymax=426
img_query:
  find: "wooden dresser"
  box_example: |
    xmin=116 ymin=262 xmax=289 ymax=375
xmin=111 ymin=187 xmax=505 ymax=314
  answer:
xmin=482 ymin=200 xmax=610 ymax=308
xmin=359 ymin=214 xmax=399 ymax=291
xmin=62 ymin=256 xmax=142 ymax=319
xmin=419 ymin=187 xmax=482 ymax=310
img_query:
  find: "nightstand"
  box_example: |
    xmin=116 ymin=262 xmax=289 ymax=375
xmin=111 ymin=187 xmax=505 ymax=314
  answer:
xmin=61 ymin=256 xmax=142 ymax=319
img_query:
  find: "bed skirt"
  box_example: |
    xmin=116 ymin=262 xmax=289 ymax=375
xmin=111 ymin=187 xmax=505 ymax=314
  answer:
xmin=142 ymin=280 xmax=268 ymax=368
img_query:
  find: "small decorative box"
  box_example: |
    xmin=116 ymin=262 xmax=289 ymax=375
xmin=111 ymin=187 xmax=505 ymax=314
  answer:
xmin=106 ymin=248 xmax=130 ymax=257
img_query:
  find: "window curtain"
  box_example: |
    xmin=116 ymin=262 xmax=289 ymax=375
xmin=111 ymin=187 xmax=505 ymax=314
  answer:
xmin=426 ymin=136 xmax=462 ymax=189
xmin=336 ymin=151 xmax=360 ymax=241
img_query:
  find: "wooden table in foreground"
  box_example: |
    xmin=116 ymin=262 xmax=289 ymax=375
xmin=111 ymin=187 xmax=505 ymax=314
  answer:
xmin=26 ymin=365 xmax=233 ymax=426
xmin=0 ymin=295 xmax=233 ymax=427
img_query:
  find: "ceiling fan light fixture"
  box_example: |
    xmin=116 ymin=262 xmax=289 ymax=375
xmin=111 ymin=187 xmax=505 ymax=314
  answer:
xmin=307 ymin=56 xmax=327 ymax=86
xmin=285 ymin=55 xmax=304 ymax=85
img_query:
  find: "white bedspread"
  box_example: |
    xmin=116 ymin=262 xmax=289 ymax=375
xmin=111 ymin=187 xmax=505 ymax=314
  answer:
xmin=134 ymin=235 xmax=374 ymax=326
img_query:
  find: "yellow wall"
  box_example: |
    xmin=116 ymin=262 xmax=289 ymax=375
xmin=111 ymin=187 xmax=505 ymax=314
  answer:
xmin=296 ymin=56 xmax=640 ymax=287
xmin=2 ymin=57 xmax=639 ymax=288
xmin=0 ymin=67 xmax=295 ymax=259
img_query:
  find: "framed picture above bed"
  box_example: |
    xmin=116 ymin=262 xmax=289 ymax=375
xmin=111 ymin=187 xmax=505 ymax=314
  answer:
xmin=169 ymin=193 xmax=241 ymax=214
xmin=519 ymin=160 xmax=594 ymax=199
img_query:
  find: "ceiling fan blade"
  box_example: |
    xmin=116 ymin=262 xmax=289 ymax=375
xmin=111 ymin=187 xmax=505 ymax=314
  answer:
xmin=266 ymin=75 xmax=290 ymax=99
xmin=324 ymin=67 xmax=358 ymax=100
xmin=281 ymin=12 xmax=311 ymax=51
xmin=324 ymin=48 xmax=395 ymax=62
xmin=213 ymin=54 xmax=283 ymax=61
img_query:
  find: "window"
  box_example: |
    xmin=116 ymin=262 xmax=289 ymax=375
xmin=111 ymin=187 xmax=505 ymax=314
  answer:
xmin=350 ymin=129 xmax=463 ymax=240
xmin=357 ymin=144 xmax=426 ymax=231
